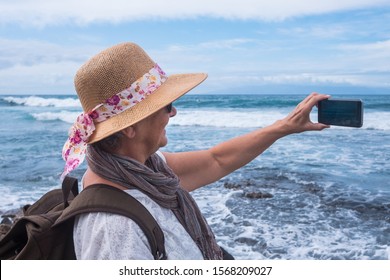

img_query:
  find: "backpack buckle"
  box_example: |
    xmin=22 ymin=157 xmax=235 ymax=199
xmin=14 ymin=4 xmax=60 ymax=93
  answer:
xmin=157 ymin=250 xmax=167 ymax=260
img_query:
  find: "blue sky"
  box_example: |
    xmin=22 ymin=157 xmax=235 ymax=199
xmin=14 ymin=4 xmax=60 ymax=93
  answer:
xmin=0 ymin=0 xmax=389 ymax=95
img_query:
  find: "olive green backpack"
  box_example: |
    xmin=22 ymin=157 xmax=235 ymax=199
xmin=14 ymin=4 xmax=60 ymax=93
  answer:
xmin=0 ymin=176 xmax=167 ymax=260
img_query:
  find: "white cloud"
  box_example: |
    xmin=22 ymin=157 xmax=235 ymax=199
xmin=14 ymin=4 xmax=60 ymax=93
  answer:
xmin=0 ymin=38 xmax=94 ymax=69
xmin=276 ymin=25 xmax=351 ymax=39
xmin=0 ymin=38 xmax=105 ymax=94
xmin=334 ymin=40 xmax=390 ymax=73
xmin=149 ymin=35 xmax=390 ymax=90
xmin=1 ymin=35 xmax=388 ymax=95
xmin=166 ymin=39 xmax=254 ymax=53
xmin=261 ymin=73 xmax=371 ymax=86
xmin=0 ymin=61 xmax=79 ymax=94
xmin=1 ymin=8 xmax=389 ymax=96
xmin=1 ymin=0 xmax=390 ymax=26
xmin=205 ymin=71 xmax=390 ymax=91
xmin=338 ymin=39 xmax=390 ymax=52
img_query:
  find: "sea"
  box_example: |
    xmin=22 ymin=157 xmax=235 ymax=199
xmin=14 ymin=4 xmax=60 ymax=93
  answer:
xmin=0 ymin=94 xmax=389 ymax=260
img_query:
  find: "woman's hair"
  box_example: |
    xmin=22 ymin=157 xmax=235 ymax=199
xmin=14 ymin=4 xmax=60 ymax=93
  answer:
xmin=91 ymin=130 xmax=124 ymax=153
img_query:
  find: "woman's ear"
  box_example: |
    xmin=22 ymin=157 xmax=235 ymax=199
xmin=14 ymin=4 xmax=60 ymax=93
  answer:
xmin=121 ymin=126 xmax=136 ymax=139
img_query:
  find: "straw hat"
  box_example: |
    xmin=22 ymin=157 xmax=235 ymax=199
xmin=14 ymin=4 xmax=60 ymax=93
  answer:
xmin=74 ymin=42 xmax=207 ymax=144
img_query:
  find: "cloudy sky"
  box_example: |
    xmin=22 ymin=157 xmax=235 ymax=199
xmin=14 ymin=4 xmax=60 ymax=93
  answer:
xmin=0 ymin=0 xmax=389 ymax=95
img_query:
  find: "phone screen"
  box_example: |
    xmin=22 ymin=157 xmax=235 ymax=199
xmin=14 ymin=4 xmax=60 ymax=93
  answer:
xmin=318 ymin=99 xmax=363 ymax=128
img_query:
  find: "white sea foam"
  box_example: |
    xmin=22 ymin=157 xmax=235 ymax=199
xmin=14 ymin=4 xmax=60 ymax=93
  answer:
xmin=171 ymin=109 xmax=288 ymax=128
xmin=31 ymin=111 xmax=80 ymax=123
xmin=4 ymin=95 xmax=390 ymax=130
xmin=29 ymin=107 xmax=390 ymax=131
xmin=30 ymin=108 xmax=289 ymax=127
xmin=4 ymin=96 xmax=81 ymax=108
xmin=362 ymin=111 xmax=390 ymax=130
xmin=0 ymin=183 xmax=59 ymax=211
xmin=173 ymin=109 xmax=390 ymax=130
xmin=194 ymin=182 xmax=389 ymax=260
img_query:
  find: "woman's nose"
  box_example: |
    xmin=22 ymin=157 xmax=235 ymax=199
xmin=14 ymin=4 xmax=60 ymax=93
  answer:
xmin=169 ymin=106 xmax=177 ymax=118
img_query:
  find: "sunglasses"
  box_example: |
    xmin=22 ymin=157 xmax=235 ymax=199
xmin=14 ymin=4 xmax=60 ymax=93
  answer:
xmin=165 ymin=103 xmax=173 ymax=113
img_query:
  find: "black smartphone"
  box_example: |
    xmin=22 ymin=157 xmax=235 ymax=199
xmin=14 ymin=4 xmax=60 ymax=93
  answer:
xmin=318 ymin=98 xmax=363 ymax=128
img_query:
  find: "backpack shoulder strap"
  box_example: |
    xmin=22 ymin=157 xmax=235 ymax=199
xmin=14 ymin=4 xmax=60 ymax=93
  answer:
xmin=55 ymin=184 xmax=167 ymax=260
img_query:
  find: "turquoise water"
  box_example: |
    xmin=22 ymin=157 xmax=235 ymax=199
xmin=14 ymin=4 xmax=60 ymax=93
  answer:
xmin=1 ymin=94 xmax=389 ymax=259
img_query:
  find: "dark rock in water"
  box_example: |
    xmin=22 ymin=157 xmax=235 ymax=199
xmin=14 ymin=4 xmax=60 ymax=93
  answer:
xmin=235 ymin=237 xmax=259 ymax=246
xmin=1 ymin=216 xmax=13 ymax=225
xmin=1 ymin=209 xmax=23 ymax=221
xmin=242 ymin=220 xmax=252 ymax=226
xmin=0 ymin=224 xmax=12 ymax=240
xmin=244 ymin=191 xmax=273 ymax=199
xmin=0 ymin=208 xmax=24 ymax=240
xmin=303 ymin=183 xmax=323 ymax=194
xmin=224 ymin=182 xmax=242 ymax=190
xmin=223 ymin=179 xmax=253 ymax=190
xmin=223 ymin=179 xmax=273 ymax=198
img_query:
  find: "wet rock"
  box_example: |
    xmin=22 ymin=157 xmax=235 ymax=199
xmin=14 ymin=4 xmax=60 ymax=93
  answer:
xmin=223 ymin=179 xmax=273 ymax=199
xmin=1 ymin=216 xmax=13 ymax=224
xmin=223 ymin=180 xmax=253 ymax=190
xmin=303 ymin=184 xmax=323 ymax=194
xmin=224 ymin=182 xmax=241 ymax=190
xmin=1 ymin=209 xmax=23 ymax=222
xmin=235 ymin=237 xmax=258 ymax=246
xmin=0 ymin=224 xmax=11 ymax=240
xmin=244 ymin=191 xmax=273 ymax=199
xmin=0 ymin=209 xmax=23 ymax=241
xmin=242 ymin=220 xmax=252 ymax=227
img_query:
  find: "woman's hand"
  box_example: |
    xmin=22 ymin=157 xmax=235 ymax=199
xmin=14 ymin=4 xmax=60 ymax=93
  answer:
xmin=275 ymin=92 xmax=331 ymax=135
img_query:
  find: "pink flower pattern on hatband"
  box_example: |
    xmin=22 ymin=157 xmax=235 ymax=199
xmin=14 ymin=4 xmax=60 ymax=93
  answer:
xmin=61 ymin=64 xmax=168 ymax=180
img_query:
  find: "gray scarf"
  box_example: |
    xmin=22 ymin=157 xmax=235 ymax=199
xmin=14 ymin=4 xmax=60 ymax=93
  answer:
xmin=86 ymin=145 xmax=223 ymax=260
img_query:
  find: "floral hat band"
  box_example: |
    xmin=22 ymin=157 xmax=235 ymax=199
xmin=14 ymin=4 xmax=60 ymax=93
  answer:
xmin=61 ymin=63 xmax=168 ymax=180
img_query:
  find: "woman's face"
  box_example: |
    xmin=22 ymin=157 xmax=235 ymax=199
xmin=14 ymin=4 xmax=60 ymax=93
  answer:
xmin=134 ymin=104 xmax=177 ymax=154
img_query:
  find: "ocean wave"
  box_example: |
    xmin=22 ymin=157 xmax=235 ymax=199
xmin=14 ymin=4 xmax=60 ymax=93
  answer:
xmin=30 ymin=108 xmax=289 ymax=127
xmin=193 ymin=167 xmax=390 ymax=260
xmin=0 ymin=183 xmax=59 ymax=211
xmin=31 ymin=111 xmax=80 ymax=123
xmin=174 ymin=95 xmax=303 ymax=109
xmin=363 ymin=112 xmax=390 ymax=130
xmin=3 ymin=96 xmax=81 ymax=108
xmin=172 ymin=109 xmax=390 ymax=130
xmin=29 ymin=108 xmax=390 ymax=130
xmin=170 ymin=109 xmax=288 ymax=128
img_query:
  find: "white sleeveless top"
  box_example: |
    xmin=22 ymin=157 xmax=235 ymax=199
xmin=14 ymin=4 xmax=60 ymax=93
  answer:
xmin=73 ymin=152 xmax=204 ymax=260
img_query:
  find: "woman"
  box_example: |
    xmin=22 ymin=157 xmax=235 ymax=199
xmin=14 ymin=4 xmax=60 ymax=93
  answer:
xmin=62 ymin=42 xmax=330 ymax=260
